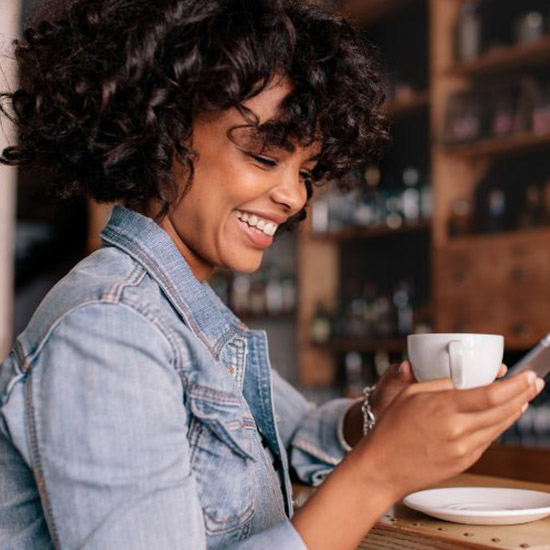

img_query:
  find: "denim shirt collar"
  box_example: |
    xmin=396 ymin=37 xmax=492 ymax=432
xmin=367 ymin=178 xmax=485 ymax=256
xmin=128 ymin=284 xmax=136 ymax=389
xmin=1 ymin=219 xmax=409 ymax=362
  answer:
xmin=100 ymin=205 xmax=243 ymax=359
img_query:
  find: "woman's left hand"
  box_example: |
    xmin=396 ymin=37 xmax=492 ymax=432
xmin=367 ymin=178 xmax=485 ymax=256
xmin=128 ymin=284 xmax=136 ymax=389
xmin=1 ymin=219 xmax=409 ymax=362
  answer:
xmin=372 ymin=361 xmax=508 ymax=419
xmin=343 ymin=362 xmax=508 ymax=448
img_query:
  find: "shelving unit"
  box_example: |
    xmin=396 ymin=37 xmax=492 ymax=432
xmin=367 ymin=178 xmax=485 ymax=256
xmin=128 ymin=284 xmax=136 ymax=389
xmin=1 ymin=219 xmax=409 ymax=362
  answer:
xmin=444 ymin=132 xmax=550 ymax=159
xmin=298 ymin=0 xmax=431 ymax=387
xmin=383 ymin=90 xmax=430 ymax=119
xmin=310 ymin=220 xmax=431 ymax=242
xmin=449 ymin=35 xmax=550 ymax=78
xmin=297 ymin=0 xmax=550 ymax=388
xmin=316 ymin=337 xmax=407 ymax=354
xmin=447 ymin=226 xmax=550 ymax=248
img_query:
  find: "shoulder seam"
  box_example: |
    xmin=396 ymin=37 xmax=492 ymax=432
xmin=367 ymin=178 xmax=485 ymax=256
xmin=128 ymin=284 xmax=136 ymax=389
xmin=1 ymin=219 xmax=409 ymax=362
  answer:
xmin=20 ymin=300 xmax=176 ymax=372
xmin=100 ymin=263 xmax=146 ymax=303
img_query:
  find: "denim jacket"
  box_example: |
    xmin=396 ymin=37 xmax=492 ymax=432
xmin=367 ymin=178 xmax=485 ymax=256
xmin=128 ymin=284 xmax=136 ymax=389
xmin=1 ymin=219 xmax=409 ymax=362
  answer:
xmin=0 ymin=206 xmax=354 ymax=550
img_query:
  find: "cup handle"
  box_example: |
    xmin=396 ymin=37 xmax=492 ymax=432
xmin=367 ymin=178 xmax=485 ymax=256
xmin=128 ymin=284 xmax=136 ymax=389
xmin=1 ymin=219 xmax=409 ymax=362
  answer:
xmin=448 ymin=340 xmax=465 ymax=389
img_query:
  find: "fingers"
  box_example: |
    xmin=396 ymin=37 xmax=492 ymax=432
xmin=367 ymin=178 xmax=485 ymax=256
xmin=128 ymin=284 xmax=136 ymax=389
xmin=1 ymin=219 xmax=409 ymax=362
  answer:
xmin=497 ymin=364 xmax=508 ymax=379
xmin=455 ymin=371 xmax=542 ymax=412
xmin=465 ymin=382 xmax=533 ymax=431
xmin=397 ymin=361 xmax=415 ymax=382
xmin=404 ymin=377 xmax=456 ymax=396
xmin=468 ymin=402 xmax=527 ymax=456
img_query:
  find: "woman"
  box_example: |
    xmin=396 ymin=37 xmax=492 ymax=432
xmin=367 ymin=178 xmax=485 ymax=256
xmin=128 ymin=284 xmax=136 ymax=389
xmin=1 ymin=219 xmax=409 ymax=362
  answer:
xmin=0 ymin=1 xmax=543 ymax=549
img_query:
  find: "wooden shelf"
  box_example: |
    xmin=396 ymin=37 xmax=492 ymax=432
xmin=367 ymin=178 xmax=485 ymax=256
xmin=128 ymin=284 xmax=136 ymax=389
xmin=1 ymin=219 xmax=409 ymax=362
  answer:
xmin=316 ymin=337 xmax=407 ymax=353
xmin=383 ymin=90 xmax=430 ymax=119
xmin=442 ymin=132 xmax=550 ymax=159
xmin=312 ymin=220 xmax=431 ymax=241
xmin=336 ymin=0 xmax=420 ymax=26
xmin=449 ymin=35 xmax=550 ymax=78
xmin=445 ymin=227 xmax=550 ymax=249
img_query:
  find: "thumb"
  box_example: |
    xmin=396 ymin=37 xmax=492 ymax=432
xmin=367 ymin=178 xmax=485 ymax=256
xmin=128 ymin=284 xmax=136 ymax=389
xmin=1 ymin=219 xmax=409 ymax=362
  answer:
xmin=398 ymin=360 xmax=415 ymax=382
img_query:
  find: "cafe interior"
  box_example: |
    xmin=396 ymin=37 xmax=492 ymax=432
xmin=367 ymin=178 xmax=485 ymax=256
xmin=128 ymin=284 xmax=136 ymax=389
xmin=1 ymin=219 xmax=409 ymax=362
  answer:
xmin=2 ymin=0 xmax=550 ymax=546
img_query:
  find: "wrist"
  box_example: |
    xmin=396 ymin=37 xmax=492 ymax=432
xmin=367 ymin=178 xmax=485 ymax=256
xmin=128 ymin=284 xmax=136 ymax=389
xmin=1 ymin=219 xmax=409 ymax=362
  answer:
xmin=351 ymin=437 xmax=403 ymax=505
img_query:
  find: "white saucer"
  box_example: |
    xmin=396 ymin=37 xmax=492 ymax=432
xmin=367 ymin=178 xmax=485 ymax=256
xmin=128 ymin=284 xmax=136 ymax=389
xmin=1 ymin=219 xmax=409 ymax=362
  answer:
xmin=403 ymin=487 xmax=550 ymax=525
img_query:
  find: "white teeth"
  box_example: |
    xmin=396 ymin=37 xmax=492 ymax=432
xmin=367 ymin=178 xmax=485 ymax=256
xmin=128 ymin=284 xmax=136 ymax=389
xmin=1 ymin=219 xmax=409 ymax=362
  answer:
xmin=264 ymin=223 xmax=276 ymax=236
xmin=236 ymin=210 xmax=278 ymax=236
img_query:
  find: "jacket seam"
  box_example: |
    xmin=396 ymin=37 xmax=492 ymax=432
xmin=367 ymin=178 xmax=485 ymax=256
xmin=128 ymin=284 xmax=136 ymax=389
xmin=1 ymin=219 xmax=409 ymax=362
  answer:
xmin=102 ymin=228 xmax=214 ymax=352
xmin=291 ymin=438 xmax=341 ymax=466
xmin=17 ymin=266 xmax=174 ymax=372
xmin=25 ymin=369 xmax=62 ymax=550
xmin=23 ymin=300 xmax=178 ymax=549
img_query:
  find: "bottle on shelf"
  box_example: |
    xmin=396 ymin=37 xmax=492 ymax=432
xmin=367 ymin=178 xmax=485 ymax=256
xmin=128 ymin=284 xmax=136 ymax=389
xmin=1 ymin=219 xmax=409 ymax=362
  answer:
xmin=449 ymin=198 xmax=472 ymax=237
xmin=393 ymin=281 xmax=414 ymax=337
xmin=402 ymin=167 xmax=421 ymax=224
xmin=514 ymin=11 xmax=545 ymax=45
xmin=231 ymin=273 xmax=251 ymax=314
xmin=310 ymin=162 xmax=431 ymax=236
xmin=310 ymin=302 xmax=333 ymax=345
xmin=265 ymin=267 xmax=284 ymax=315
xmin=374 ymin=349 xmax=391 ymax=377
xmin=226 ymin=261 xmax=296 ymax=318
xmin=518 ymin=184 xmax=543 ymax=229
xmin=455 ymin=1 xmax=482 ymax=63
xmin=485 ymin=188 xmax=507 ymax=233
xmin=491 ymin=90 xmax=515 ymax=138
xmin=532 ymin=81 xmax=550 ymax=136
xmin=343 ymin=351 xmax=364 ymax=398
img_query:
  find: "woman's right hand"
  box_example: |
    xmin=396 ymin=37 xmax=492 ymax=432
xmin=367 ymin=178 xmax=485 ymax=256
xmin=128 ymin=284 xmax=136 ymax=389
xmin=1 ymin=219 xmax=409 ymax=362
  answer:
xmin=355 ymin=370 xmax=545 ymax=502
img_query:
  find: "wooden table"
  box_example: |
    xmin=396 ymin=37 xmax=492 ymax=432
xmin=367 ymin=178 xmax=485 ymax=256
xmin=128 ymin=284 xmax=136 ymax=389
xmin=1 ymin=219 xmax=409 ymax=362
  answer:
xmin=293 ymin=474 xmax=550 ymax=549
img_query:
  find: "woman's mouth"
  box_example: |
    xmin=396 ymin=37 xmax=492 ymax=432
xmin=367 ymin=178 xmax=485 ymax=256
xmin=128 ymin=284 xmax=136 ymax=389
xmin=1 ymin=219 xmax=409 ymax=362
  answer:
xmin=235 ymin=210 xmax=278 ymax=236
xmin=234 ymin=210 xmax=278 ymax=249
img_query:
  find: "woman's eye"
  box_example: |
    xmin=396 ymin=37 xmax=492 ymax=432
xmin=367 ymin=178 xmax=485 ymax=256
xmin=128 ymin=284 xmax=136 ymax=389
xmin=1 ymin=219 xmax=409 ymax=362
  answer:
xmin=248 ymin=153 xmax=277 ymax=168
xmin=300 ymin=171 xmax=312 ymax=181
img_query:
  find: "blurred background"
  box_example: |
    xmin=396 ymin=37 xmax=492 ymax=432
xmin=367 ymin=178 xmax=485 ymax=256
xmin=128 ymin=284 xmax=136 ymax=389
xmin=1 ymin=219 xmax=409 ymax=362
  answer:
xmin=2 ymin=0 xmax=550 ymax=480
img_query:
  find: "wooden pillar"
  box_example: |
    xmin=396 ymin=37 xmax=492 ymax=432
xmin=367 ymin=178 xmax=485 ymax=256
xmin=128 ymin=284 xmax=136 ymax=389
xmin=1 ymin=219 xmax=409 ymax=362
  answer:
xmin=0 ymin=0 xmax=22 ymax=359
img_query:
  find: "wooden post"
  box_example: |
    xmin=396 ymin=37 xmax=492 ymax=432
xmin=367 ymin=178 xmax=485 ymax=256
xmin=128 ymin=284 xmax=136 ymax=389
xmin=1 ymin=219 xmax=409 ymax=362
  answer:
xmin=0 ymin=0 xmax=22 ymax=359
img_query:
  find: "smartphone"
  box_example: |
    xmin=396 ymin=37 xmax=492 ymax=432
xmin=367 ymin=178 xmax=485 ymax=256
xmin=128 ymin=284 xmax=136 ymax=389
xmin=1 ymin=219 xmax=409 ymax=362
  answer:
xmin=507 ymin=333 xmax=550 ymax=379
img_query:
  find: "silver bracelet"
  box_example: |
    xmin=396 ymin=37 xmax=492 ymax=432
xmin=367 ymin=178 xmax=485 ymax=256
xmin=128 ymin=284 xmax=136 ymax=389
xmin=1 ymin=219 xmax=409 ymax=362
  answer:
xmin=361 ymin=385 xmax=376 ymax=436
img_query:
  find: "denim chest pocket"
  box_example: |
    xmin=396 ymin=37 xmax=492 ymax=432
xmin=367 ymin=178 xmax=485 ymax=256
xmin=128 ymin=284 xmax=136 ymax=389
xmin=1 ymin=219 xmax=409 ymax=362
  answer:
xmin=188 ymin=386 xmax=257 ymax=536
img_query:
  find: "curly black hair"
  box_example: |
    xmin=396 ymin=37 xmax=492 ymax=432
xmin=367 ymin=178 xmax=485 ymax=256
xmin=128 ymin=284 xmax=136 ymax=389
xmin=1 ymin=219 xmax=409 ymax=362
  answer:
xmin=1 ymin=0 xmax=389 ymax=226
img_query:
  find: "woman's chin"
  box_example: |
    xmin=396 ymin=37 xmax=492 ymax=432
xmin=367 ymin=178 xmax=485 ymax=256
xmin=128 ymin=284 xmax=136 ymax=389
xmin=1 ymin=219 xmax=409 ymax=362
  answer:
xmin=223 ymin=251 xmax=264 ymax=274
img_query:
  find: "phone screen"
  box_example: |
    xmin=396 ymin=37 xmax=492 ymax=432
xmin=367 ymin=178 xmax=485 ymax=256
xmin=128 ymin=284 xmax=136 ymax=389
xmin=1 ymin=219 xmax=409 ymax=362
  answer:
xmin=508 ymin=334 xmax=550 ymax=379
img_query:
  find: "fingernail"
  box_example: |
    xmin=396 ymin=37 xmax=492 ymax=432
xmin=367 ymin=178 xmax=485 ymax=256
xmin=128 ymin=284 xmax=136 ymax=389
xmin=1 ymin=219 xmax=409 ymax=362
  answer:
xmin=536 ymin=378 xmax=545 ymax=393
xmin=522 ymin=402 xmax=529 ymax=413
xmin=527 ymin=371 xmax=537 ymax=385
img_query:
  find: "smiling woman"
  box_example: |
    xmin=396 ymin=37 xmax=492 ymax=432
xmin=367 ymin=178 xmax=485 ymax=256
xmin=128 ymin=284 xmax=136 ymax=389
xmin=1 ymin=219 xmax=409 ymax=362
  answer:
xmin=158 ymin=78 xmax=321 ymax=278
xmin=0 ymin=1 xmax=544 ymax=550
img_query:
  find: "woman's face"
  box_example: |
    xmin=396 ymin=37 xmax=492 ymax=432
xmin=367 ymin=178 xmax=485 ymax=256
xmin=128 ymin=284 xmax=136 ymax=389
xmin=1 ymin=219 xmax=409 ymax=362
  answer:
xmin=158 ymin=78 xmax=320 ymax=281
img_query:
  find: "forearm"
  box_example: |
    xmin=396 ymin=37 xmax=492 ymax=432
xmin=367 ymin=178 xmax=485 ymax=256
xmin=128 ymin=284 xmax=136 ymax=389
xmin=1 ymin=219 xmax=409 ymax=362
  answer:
xmin=291 ymin=444 xmax=396 ymax=550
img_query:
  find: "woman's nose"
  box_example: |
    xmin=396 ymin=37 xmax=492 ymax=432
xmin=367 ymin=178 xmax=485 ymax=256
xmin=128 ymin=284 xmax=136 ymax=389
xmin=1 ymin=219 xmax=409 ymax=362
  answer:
xmin=270 ymin=171 xmax=308 ymax=215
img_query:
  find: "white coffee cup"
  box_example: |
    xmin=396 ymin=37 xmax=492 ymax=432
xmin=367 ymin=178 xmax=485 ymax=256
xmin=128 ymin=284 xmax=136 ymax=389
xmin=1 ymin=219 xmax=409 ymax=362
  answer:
xmin=407 ymin=333 xmax=504 ymax=389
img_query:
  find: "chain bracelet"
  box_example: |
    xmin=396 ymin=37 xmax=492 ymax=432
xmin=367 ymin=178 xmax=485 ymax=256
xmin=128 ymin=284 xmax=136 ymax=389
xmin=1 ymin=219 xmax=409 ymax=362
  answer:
xmin=361 ymin=385 xmax=376 ymax=436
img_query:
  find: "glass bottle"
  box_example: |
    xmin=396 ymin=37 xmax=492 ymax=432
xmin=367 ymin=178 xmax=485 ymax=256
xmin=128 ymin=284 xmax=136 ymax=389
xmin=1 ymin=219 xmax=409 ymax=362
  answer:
xmin=456 ymin=1 xmax=482 ymax=62
xmin=343 ymin=351 xmax=364 ymax=398
xmin=486 ymin=189 xmax=507 ymax=233
xmin=518 ymin=185 xmax=542 ymax=229
xmin=310 ymin=303 xmax=332 ymax=344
